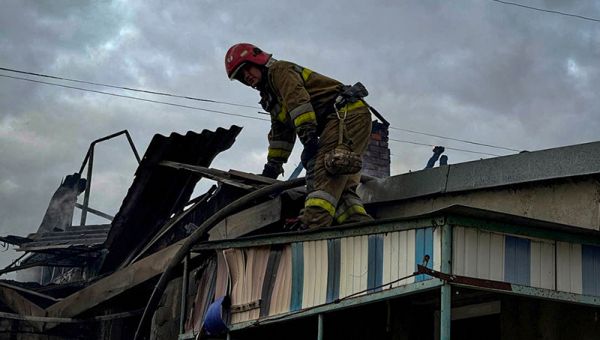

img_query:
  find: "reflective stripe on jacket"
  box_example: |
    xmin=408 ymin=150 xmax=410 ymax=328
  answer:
xmin=264 ymin=60 xmax=344 ymax=165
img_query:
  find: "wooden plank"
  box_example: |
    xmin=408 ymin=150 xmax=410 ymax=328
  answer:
xmin=0 ymin=282 xmax=60 ymax=302
xmin=228 ymin=169 xmax=278 ymax=185
xmin=46 ymin=241 xmax=183 ymax=318
xmin=0 ymin=286 xmax=45 ymax=331
xmin=0 ymin=309 xmax=141 ymax=323
xmin=209 ymin=197 xmax=282 ymax=240
xmin=159 ymin=161 xmax=257 ymax=190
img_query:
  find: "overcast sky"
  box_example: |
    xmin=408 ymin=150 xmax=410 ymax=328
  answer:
xmin=1 ymin=0 xmax=599 ymax=271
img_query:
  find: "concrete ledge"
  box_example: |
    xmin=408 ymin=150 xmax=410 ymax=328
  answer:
xmin=359 ymin=141 xmax=600 ymax=204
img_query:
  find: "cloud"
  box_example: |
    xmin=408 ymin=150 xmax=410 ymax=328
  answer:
xmin=1 ymin=0 xmax=599 ymax=271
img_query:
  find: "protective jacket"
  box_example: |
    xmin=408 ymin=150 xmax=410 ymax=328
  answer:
xmin=259 ymin=60 xmax=372 ymax=228
xmin=261 ymin=60 xmax=344 ymax=166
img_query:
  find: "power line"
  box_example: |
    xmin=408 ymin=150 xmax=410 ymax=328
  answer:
xmin=490 ymin=0 xmax=600 ymax=23
xmin=1 ymin=66 xmax=520 ymax=153
xmin=0 ymin=74 xmax=269 ymax=122
xmin=0 ymin=66 xmax=263 ymax=110
xmin=389 ymin=138 xmax=502 ymax=157
xmin=1 ymin=73 xmax=506 ymax=157
xmin=390 ymin=126 xmax=519 ymax=152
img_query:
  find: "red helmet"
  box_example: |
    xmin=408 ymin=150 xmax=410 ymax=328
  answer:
xmin=225 ymin=43 xmax=271 ymax=80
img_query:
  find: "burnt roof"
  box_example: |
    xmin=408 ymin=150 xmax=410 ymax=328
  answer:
xmin=17 ymin=224 xmax=111 ymax=253
xmin=100 ymin=126 xmax=242 ymax=272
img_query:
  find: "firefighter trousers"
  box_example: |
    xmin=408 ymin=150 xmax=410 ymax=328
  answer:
xmin=302 ymin=101 xmax=373 ymax=229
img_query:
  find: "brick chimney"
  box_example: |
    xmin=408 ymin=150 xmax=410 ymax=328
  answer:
xmin=362 ymin=121 xmax=390 ymax=178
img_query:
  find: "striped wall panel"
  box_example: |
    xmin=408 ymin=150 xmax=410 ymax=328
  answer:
xmin=290 ymin=242 xmax=303 ymax=311
xmin=453 ymin=227 xmax=600 ymax=296
xmin=267 ymin=245 xmax=292 ymax=316
xmin=339 ymin=235 xmax=369 ymax=299
xmin=223 ymin=248 xmax=245 ymax=323
xmin=582 ymin=245 xmax=600 ymax=296
xmin=326 ymin=239 xmax=341 ymax=303
xmin=556 ymin=242 xmax=582 ymax=294
xmin=220 ymin=227 xmax=440 ymax=324
xmin=504 ymin=235 xmax=531 ymax=285
xmin=224 ymin=247 xmax=271 ymax=323
xmin=213 ymin=226 xmax=600 ymax=326
xmin=530 ymin=239 xmax=555 ymax=290
xmin=415 ymin=228 xmax=434 ymax=282
xmin=433 ymin=227 xmax=442 ymax=272
xmin=383 ymin=230 xmax=416 ymax=289
xmin=301 ymin=240 xmax=329 ymax=309
xmin=367 ymin=234 xmax=384 ymax=291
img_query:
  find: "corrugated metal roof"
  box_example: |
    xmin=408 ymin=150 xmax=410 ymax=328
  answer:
xmin=100 ymin=126 xmax=242 ymax=272
xmin=15 ymin=224 xmax=111 ymax=253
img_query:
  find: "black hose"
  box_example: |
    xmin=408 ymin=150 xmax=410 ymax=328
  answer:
xmin=133 ymin=177 xmax=306 ymax=339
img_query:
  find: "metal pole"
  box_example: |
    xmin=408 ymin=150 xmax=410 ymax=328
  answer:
xmin=74 ymin=203 xmax=114 ymax=221
xmin=124 ymin=130 xmax=141 ymax=163
xmin=440 ymin=224 xmax=453 ymax=340
xmin=179 ymin=255 xmax=189 ymax=335
xmin=440 ymin=283 xmax=451 ymax=340
xmin=318 ymin=314 xmax=324 ymax=340
xmin=80 ymin=146 xmax=94 ymax=227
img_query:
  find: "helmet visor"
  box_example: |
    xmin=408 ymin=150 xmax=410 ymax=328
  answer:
xmin=229 ymin=62 xmax=247 ymax=81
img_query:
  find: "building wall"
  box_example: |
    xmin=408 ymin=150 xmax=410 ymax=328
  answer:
xmin=371 ymin=178 xmax=600 ymax=231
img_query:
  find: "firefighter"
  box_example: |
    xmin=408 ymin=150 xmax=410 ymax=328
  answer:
xmin=225 ymin=43 xmax=373 ymax=229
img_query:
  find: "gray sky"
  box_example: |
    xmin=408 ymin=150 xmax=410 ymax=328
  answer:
xmin=1 ymin=0 xmax=599 ymax=271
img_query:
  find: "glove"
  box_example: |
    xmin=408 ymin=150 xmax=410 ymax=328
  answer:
xmin=433 ymin=146 xmax=445 ymax=154
xmin=261 ymin=161 xmax=283 ymax=179
xmin=298 ymin=125 xmax=318 ymax=169
xmin=301 ymin=139 xmax=318 ymax=169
